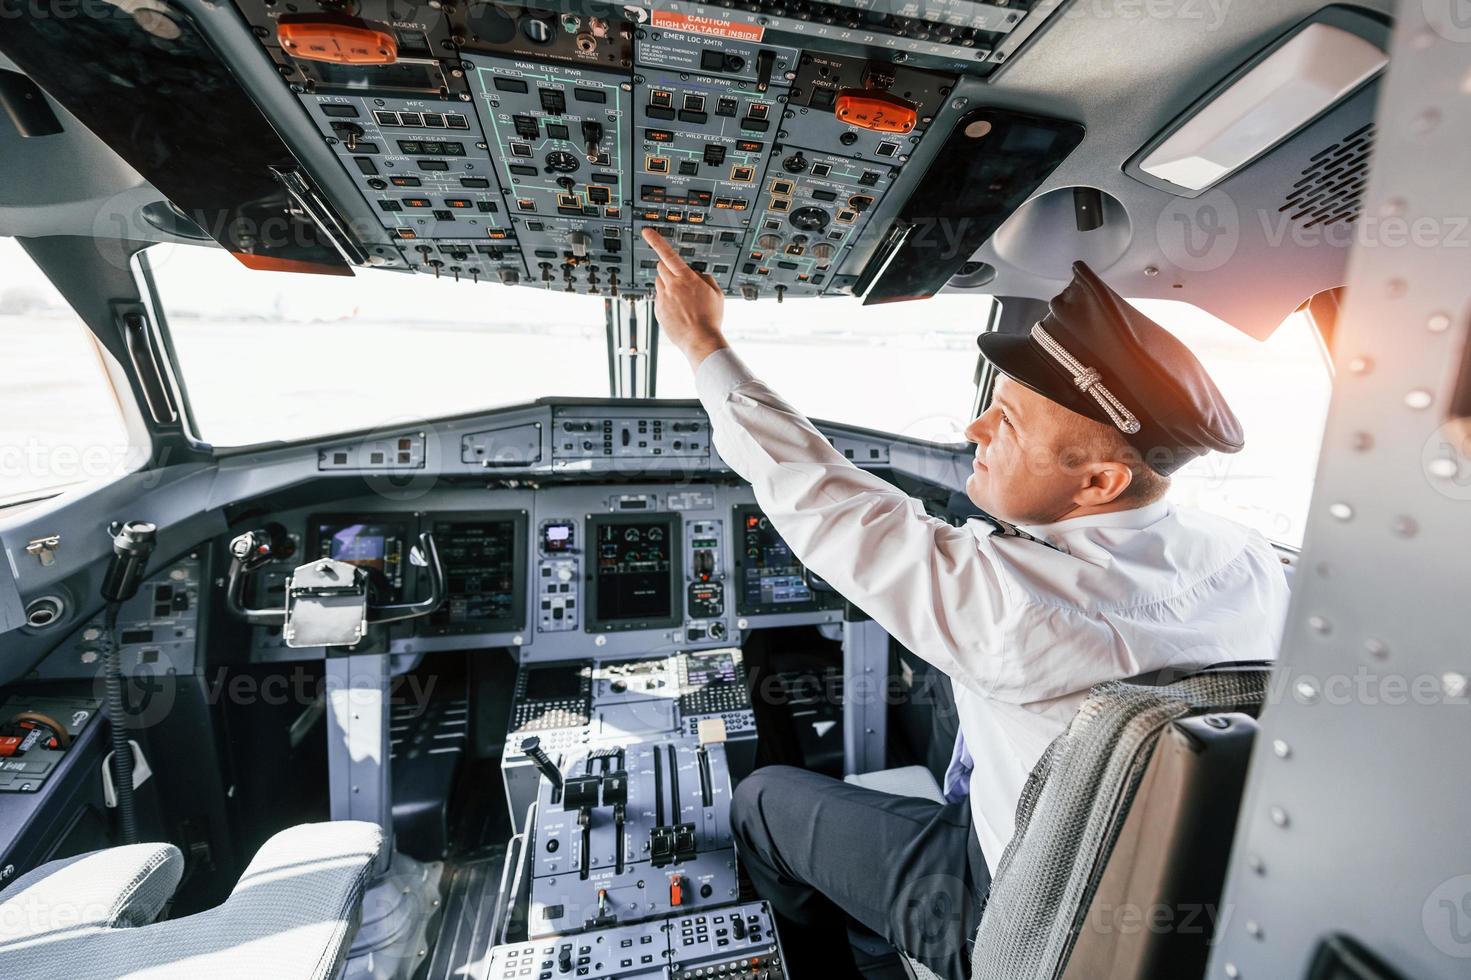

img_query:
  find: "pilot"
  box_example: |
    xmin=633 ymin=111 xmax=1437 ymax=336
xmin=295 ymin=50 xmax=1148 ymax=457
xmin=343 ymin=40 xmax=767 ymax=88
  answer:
xmin=641 ymin=229 xmax=1290 ymax=979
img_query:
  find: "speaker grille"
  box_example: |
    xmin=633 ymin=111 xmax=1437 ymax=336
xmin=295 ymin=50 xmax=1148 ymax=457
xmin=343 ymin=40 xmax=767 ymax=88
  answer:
xmin=1281 ymin=123 xmax=1374 ymax=228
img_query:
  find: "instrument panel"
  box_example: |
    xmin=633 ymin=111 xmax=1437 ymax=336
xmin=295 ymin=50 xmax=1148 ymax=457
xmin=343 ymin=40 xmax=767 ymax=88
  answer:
xmin=231 ymin=0 xmax=1070 ymax=299
xmin=241 ymin=483 xmax=842 ymax=664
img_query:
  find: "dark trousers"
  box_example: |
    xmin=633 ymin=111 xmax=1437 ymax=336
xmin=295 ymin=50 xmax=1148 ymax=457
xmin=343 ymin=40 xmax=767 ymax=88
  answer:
xmin=730 ymin=766 xmax=990 ymax=980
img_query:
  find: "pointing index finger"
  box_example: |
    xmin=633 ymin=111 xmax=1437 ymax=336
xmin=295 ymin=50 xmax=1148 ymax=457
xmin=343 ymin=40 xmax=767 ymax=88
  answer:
xmin=640 ymin=227 xmax=691 ymax=275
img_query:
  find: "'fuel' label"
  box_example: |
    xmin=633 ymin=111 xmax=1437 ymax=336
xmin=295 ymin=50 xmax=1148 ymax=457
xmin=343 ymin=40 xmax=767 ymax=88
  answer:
xmin=649 ymin=11 xmax=765 ymax=42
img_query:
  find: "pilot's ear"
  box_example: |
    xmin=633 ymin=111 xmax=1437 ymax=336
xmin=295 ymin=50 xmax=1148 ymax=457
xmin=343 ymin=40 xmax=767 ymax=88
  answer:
xmin=1074 ymin=461 xmax=1133 ymax=507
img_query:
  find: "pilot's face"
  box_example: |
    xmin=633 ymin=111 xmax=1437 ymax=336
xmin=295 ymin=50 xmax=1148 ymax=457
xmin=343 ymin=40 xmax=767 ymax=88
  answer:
xmin=962 ymin=377 xmax=1091 ymax=525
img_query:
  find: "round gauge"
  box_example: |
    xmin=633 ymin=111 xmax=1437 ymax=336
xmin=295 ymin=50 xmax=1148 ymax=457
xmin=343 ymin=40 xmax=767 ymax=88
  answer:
xmin=647 ymin=527 xmax=664 ymax=541
xmin=625 ymin=528 xmax=640 ymax=541
xmin=545 ymin=150 xmax=581 ymax=173
xmin=789 ymin=206 xmax=830 ymax=232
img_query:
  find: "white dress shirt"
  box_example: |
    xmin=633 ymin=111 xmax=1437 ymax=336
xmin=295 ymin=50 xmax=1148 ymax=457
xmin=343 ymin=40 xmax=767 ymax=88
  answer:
xmin=696 ymin=348 xmax=1291 ymax=866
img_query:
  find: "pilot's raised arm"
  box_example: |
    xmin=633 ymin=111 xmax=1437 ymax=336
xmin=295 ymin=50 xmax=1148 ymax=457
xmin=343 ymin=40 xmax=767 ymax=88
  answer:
xmin=640 ymin=228 xmax=1289 ymax=980
xmin=695 ymin=342 xmax=1019 ymax=697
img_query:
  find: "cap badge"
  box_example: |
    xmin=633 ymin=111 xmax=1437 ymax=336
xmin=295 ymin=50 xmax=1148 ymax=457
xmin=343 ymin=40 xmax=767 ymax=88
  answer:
xmin=1030 ymin=324 xmax=1143 ymax=435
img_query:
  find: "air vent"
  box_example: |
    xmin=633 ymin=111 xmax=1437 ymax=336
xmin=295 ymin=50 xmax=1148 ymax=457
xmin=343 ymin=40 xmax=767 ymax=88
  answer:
xmin=25 ymin=595 xmax=65 ymax=629
xmin=1280 ymin=123 xmax=1373 ymax=229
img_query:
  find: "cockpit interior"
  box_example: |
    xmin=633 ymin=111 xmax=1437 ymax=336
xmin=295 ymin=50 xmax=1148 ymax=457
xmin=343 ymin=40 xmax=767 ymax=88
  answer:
xmin=1 ymin=0 xmax=1467 ymax=978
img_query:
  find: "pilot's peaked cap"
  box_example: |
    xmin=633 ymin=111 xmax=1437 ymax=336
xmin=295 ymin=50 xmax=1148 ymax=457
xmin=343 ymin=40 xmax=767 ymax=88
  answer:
xmin=977 ymin=261 xmax=1243 ymax=476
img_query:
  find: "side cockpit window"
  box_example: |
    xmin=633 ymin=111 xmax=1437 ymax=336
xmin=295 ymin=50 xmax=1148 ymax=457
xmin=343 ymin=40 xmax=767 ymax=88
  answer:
xmin=1132 ymin=299 xmax=1333 ymax=548
xmin=1 ymin=238 xmax=136 ymax=507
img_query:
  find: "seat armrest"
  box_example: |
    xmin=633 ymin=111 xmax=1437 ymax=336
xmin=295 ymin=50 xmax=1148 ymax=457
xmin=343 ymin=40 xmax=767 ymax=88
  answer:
xmin=0 ymin=843 xmax=183 ymax=940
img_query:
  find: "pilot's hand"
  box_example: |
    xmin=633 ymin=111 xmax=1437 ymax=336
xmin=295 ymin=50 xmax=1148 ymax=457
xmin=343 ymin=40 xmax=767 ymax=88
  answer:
xmin=641 ymin=228 xmax=728 ymax=370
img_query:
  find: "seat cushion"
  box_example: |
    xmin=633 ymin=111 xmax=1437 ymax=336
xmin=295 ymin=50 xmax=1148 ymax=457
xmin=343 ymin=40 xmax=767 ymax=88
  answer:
xmin=843 ymin=766 xmax=947 ymax=805
xmin=0 ymin=843 xmax=183 ymax=939
xmin=0 ymin=821 xmax=384 ymax=980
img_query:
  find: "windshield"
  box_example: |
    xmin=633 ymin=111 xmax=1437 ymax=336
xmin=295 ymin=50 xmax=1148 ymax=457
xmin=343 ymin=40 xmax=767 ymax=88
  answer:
xmin=143 ymin=243 xmax=609 ymax=447
xmin=656 ymin=294 xmax=995 ymax=443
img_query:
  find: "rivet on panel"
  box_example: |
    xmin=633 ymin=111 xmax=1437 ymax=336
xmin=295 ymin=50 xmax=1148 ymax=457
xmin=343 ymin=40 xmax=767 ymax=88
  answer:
xmin=1269 ymin=805 xmax=1290 ymax=828
xmin=1405 ymin=389 xmax=1434 ymax=410
xmin=1351 ymin=432 xmax=1374 ymax=452
xmin=1314 ymin=561 xmax=1331 ymax=578
xmin=1428 ymin=457 xmax=1459 ymax=479
xmin=1364 ymin=638 xmax=1389 ymax=660
xmin=1346 ymin=356 xmax=1372 ymax=375
xmin=1443 ymin=673 xmax=1468 ymax=700
xmin=1144 ymin=265 xmax=1159 ymax=277
xmin=1272 ymin=739 xmax=1291 ymax=759
xmin=1294 ymin=679 xmax=1318 ymax=703
xmin=1246 ymin=920 xmax=1263 ymax=940
xmin=1248 ymin=854 xmax=1266 ymax=875
xmin=1379 ymin=197 xmax=1406 ymax=218
xmin=1427 ymin=312 xmax=1451 ymax=333
xmin=1328 ymin=502 xmax=1354 ymax=521
xmin=1308 ymin=615 xmax=1331 ymax=635
xmin=1225 ymin=962 xmax=1240 ymax=978
xmin=1385 ymin=278 xmax=1407 ymax=298
xmin=1391 ymin=516 xmax=1419 ymax=538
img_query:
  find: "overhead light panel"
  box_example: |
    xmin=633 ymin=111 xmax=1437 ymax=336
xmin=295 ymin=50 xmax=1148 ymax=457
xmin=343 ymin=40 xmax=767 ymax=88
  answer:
xmin=1138 ymin=21 xmax=1386 ymax=193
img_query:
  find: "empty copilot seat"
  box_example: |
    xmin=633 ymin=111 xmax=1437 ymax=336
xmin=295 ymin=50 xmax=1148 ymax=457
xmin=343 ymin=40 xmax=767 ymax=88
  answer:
xmin=868 ymin=663 xmax=1270 ymax=980
xmin=0 ymin=821 xmax=383 ymax=980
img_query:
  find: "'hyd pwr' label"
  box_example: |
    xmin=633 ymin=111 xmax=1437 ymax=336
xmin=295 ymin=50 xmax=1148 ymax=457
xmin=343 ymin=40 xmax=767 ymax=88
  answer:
xmin=649 ymin=11 xmax=765 ymax=41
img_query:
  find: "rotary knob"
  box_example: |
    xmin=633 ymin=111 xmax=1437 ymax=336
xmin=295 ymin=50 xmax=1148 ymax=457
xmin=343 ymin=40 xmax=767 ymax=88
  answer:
xmin=522 ymin=15 xmax=555 ymax=44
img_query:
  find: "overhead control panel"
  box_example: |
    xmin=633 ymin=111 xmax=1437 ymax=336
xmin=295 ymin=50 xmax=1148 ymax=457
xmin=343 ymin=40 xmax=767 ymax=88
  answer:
xmin=231 ymin=0 xmax=1072 ymax=298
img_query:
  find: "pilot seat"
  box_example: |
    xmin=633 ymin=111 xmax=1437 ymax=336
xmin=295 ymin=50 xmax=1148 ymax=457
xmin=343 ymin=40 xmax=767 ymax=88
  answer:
xmin=0 ymin=821 xmax=383 ymax=980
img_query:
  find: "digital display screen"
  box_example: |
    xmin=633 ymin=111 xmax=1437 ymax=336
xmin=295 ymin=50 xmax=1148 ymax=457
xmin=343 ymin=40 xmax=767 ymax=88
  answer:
xmin=542 ymin=521 xmax=574 ymax=553
xmin=734 ymin=505 xmax=841 ymax=616
xmin=523 ymin=663 xmax=585 ymax=702
xmin=314 ymin=519 xmax=406 ymax=600
xmin=587 ymin=515 xmax=681 ymax=631
xmin=425 ymin=516 xmax=525 ymax=634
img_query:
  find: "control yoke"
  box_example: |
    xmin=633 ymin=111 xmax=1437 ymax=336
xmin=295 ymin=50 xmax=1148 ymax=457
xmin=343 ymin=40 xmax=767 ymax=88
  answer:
xmin=225 ymin=528 xmax=447 ymax=647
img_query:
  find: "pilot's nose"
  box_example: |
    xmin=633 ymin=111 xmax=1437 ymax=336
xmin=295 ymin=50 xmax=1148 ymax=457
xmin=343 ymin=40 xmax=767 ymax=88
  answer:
xmin=964 ymin=412 xmax=992 ymax=448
